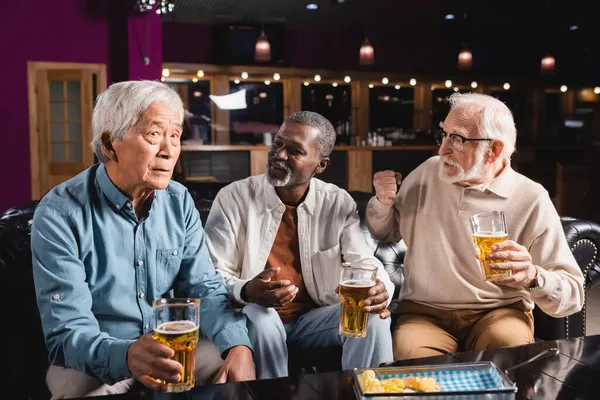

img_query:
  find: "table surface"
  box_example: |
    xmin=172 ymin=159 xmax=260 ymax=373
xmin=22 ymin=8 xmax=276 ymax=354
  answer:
xmin=79 ymin=335 xmax=600 ymax=400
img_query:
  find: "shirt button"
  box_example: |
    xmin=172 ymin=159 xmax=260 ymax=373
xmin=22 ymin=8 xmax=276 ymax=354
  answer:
xmin=139 ymin=292 xmax=145 ymax=299
xmin=127 ymin=203 xmax=133 ymax=209
xmin=52 ymin=293 xmax=60 ymax=300
xmin=460 ymin=203 xmax=467 ymax=211
xmin=172 ymin=250 xmax=178 ymax=256
xmin=138 ymin=260 xmax=144 ymax=266
xmin=116 ymin=204 xmax=121 ymax=210
xmin=269 ymin=228 xmax=275 ymax=233
xmin=260 ymin=255 xmax=265 ymax=261
xmin=279 ymin=205 xmax=284 ymax=211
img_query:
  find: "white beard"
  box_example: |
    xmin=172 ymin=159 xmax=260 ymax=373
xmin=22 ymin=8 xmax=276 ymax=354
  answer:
xmin=265 ymin=163 xmax=293 ymax=187
xmin=438 ymin=145 xmax=488 ymax=184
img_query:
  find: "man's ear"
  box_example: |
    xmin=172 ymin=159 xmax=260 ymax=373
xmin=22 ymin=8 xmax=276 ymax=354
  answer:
xmin=315 ymin=157 xmax=330 ymax=175
xmin=100 ymin=132 xmax=118 ymax=162
xmin=487 ymin=140 xmax=504 ymax=163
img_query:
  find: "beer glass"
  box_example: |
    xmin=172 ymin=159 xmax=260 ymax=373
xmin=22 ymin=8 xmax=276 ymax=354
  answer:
xmin=338 ymin=263 xmax=377 ymax=338
xmin=152 ymin=298 xmax=200 ymax=392
xmin=470 ymin=211 xmax=511 ymax=281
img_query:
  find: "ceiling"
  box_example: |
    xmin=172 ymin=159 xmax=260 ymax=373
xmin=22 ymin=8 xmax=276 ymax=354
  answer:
xmin=162 ymin=0 xmax=390 ymax=27
xmin=158 ymin=0 xmax=600 ymax=81
xmin=163 ymin=0 xmax=598 ymax=37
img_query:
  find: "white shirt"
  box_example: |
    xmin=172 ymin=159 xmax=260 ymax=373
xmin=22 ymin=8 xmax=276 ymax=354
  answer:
xmin=205 ymin=174 xmax=394 ymax=307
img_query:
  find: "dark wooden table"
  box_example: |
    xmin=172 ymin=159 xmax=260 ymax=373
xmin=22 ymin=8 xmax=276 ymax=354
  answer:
xmin=81 ymin=335 xmax=600 ymax=400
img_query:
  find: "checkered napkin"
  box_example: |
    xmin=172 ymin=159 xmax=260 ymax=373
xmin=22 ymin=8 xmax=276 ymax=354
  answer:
xmin=379 ymin=366 xmax=505 ymax=392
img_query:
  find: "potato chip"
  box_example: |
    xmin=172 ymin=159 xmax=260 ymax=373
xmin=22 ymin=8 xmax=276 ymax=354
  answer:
xmin=357 ymin=370 xmax=440 ymax=394
xmin=380 ymin=377 xmax=405 ymax=392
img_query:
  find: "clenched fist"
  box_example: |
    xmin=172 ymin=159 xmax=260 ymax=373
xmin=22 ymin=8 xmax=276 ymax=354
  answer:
xmin=373 ymin=171 xmax=402 ymax=206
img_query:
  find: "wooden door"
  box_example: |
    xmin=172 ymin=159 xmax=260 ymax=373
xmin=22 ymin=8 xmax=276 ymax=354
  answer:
xmin=28 ymin=62 xmax=106 ymax=199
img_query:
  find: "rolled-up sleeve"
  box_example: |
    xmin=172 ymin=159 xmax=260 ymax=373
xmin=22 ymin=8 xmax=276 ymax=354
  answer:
xmin=174 ymin=192 xmax=252 ymax=355
xmin=31 ymin=205 xmax=134 ymax=384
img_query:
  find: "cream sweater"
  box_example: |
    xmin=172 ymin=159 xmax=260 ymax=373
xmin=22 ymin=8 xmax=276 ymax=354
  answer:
xmin=365 ymin=156 xmax=584 ymax=318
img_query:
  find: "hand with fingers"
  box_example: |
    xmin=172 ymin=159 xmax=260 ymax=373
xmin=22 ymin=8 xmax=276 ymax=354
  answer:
xmin=241 ymin=267 xmax=299 ymax=308
xmin=373 ymin=171 xmax=402 ymax=206
xmin=212 ymin=345 xmax=255 ymax=384
xmin=336 ymin=279 xmax=391 ymax=319
xmin=127 ymin=334 xmax=183 ymax=391
xmin=486 ymin=240 xmax=538 ymax=288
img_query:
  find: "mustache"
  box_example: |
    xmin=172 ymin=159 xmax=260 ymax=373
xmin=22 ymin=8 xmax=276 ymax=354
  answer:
xmin=269 ymin=160 xmax=291 ymax=172
xmin=440 ymin=156 xmax=459 ymax=166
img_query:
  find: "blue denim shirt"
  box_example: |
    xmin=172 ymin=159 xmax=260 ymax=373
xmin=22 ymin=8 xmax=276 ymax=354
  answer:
xmin=31 ymin=164 xmax=251 ymax=384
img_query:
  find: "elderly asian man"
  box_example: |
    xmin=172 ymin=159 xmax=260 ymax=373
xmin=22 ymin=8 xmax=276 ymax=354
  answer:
xmin=31 ymin=80 xmax=255 ymax=398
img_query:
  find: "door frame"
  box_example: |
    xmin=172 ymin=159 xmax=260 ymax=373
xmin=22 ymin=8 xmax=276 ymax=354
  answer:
xmin=27 ymin=61 xmax=107 ymax=200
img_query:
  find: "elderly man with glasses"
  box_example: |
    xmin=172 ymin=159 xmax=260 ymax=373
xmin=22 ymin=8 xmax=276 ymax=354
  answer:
xmin=365 ymin=92 xmax=584 ymax=360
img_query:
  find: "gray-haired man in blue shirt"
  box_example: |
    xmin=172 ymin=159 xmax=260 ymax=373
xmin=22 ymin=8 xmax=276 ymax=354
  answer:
xmin=31 ymin=80 xmax=255 ymax=398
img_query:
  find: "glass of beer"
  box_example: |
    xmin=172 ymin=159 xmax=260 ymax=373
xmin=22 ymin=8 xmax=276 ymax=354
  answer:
xmin=338 ymin=263 xmax=377 ymax=338
xmin=470 ymin=211 xmax=511 ymax=281
xmin=152 ymin=298 xmax=200 ymax=392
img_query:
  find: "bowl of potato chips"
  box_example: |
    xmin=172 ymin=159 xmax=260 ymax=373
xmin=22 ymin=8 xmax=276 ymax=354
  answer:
xmin=353 ymin=362 xmax=517 ymax=398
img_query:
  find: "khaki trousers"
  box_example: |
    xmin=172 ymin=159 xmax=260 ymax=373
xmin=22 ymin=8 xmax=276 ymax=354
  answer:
xmin=393 ymin=300 xmax=534 ymax=361
xmin=46 ymin=337 xmax=224 ymax=399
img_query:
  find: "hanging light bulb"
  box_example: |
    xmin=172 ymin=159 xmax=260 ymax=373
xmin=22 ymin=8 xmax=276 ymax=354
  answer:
xmin=254 ymin=31 xmax=271 ymax=62
xmin=359 ymin=38 xmax=375 ymax=66
xmin=541 ymin=55 xmax=556 ymax=73
xmin=458 ymin=48 xmax=473 ymax=70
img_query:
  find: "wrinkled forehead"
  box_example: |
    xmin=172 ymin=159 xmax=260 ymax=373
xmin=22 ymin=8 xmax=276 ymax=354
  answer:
xmin=276 ymin=121 xmax=319 ymax=146
xmin=440 ymin=107 xmax=480 ymax=137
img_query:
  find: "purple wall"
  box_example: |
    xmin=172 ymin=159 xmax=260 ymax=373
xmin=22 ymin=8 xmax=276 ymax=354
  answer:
xmin=0 ymin=0 xmax=110 ymax=212
xmin=128 ymin=12 xmax=163 ymax=80
xmin=162 ymin=22 xmax=213 ymax=64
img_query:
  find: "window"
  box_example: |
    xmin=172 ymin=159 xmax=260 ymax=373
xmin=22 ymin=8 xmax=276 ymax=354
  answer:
xmin=301 ymin=83 xmax=352 ymax=144
xmin=229 ymin=81 xmax=283 ymax=145
xmin=369 ymin=86 xmax=414 ymax=132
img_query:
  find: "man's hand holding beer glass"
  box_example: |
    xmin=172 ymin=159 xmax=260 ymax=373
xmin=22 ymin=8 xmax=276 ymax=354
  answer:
xmin=363 ymin=280 xmax=391 ymax=319
xmin=471 ymin=211 xmax=538 ymax=288
xmin=373 ymin=171 xmax=402 ymax=205
xmin=487 ymin=240 xmax=538 ymax=288
xmin=127 ymin=334 xmax=183 ymax=391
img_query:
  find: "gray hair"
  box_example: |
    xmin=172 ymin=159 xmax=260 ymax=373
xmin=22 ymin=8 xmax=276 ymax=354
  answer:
xmin=447 ymin=92 xmax=517 ymax=160
xmin=91 ymin=80 xmax=184 ymax=163
xmin=286 ymin=111 xmax=336 ymax=158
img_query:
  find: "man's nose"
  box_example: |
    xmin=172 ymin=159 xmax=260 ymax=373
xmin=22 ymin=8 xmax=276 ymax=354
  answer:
xmin=438 ymin=138 xmax=452 ymax=156
xmin=274 ymin=147 xmax=287 ymax=159
xmin=159 ymin=137 xmax=178 ymax=159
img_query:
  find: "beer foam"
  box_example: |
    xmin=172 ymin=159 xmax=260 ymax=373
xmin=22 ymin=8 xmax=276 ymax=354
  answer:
xmin=341 ymin=279 xmax=375 ymax=288
xmin=473 ymin=231 xmax=506 ymax=238
xmin=155 ymin=320 xmax=198 ymax=335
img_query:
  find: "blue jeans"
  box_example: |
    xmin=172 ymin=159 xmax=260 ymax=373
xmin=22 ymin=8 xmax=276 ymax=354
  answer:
xmin=242 ymin=303 xmax=393 ymax=379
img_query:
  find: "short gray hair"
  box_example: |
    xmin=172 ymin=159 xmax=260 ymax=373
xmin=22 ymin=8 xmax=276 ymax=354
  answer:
xmin=91 ymin=80 xmax=184 ymax=163
xmin=286 ymin=111 xmax=336 ymax=158
xmin=447 ymin=92 xmax=517 ymax=160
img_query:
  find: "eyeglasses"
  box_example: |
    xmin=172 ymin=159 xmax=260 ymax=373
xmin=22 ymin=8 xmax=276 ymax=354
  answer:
xmin=435 ymin=130 xmax=493 ymax=152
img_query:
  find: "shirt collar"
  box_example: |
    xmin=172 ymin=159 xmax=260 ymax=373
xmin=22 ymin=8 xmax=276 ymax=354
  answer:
xmin=95 ymin=164 xmax=135 ymax=211
xmin=263 ymin=174 xmax=315 ymax=215
xmin=475 ymin=159 xmax=517 ymax=199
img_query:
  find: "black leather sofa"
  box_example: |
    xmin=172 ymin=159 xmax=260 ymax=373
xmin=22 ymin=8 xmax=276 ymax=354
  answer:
xmin=1 ymin=186 xmax=599 ymax=399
